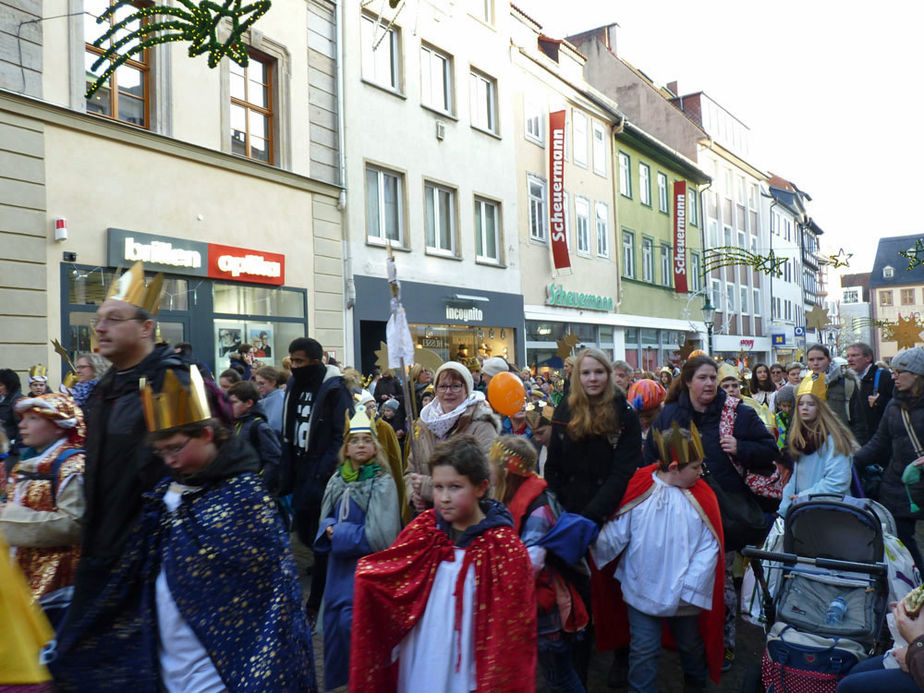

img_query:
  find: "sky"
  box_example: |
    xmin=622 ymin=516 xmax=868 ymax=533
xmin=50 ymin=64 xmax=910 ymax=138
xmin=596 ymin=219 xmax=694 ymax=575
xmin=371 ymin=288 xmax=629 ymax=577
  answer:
xmin=523 ymin=0 xmax=924 ymax=279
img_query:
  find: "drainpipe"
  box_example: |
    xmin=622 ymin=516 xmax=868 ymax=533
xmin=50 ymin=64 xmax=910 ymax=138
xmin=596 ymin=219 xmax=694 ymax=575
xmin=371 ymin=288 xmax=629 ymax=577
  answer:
xmin=697 ymin=178 xmax=712 ymax=349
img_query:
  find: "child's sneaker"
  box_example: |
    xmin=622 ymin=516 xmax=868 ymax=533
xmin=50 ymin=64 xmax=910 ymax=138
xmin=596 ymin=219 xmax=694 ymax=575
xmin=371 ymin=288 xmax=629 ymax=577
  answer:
xmin=721 ymin=647 xmax=735 ymax=672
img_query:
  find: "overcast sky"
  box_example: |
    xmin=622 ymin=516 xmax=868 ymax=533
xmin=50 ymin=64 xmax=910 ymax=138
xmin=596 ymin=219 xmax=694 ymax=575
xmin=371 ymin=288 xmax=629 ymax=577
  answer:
xmin=524 ymin=0 xmax=924 ymax=279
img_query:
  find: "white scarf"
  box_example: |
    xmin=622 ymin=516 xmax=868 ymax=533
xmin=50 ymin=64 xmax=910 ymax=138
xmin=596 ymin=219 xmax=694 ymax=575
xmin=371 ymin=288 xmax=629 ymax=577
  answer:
xmin=420 ymin=391 xmax=486 ymax=439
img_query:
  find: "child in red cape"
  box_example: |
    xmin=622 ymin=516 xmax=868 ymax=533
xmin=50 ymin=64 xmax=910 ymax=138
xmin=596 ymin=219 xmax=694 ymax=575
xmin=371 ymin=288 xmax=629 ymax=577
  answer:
xmin=349 ymin=434 xmax=536 ymax=692
xmin=591 ymin=421 xmax=725 ymax=691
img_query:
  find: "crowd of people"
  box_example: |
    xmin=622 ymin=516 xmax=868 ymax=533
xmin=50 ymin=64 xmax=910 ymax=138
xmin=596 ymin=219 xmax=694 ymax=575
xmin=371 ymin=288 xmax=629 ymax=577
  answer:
xmin=3 ymin=265 xmax=924 ymax=692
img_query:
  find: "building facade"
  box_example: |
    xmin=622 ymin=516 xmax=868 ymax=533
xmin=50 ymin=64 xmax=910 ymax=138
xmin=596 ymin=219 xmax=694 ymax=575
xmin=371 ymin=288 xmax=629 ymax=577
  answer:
xmin=838 ymin=272 xmax=873 ymax=350
xmin=870 ymin=235 xmax=924 ymax=361
xmin=1 ymin=0 xmax=344 ymax=381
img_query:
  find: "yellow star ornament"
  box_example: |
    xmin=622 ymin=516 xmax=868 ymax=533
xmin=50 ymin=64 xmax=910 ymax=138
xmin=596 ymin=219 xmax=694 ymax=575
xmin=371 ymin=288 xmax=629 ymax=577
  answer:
xmin=804 ymin=305 xmax=830 ymax=332
xmin=888 ymin=314 xmax=924 ymax=350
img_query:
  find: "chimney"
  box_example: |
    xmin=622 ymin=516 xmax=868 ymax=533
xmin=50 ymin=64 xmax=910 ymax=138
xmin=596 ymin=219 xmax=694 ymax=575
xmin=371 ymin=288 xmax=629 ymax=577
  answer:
xmin=606 ymin=24 xmax=618 ymax=53
xmin=666 ymin=81 xmax=678 ymax=96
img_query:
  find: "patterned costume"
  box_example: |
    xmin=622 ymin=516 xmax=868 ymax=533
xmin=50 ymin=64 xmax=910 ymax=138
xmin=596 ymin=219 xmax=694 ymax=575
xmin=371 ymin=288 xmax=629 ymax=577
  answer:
xmin=1 ymin=394 xmax=85 ymax=603
xmin=350 ymin=501 xmax=536 ymax=692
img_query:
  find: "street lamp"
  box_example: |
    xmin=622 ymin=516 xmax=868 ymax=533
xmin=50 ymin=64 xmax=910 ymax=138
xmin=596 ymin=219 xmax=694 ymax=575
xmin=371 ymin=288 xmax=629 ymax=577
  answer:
xmin=702 ymin=297 xmax=715 ymax=356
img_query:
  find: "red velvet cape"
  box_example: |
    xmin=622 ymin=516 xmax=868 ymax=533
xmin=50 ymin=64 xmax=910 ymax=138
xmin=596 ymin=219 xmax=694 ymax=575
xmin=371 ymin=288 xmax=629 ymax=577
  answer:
xmin=591 ymin=464 xmax=726 ymax=684
xmin=349 ymin=509 xmax=537 ymax=692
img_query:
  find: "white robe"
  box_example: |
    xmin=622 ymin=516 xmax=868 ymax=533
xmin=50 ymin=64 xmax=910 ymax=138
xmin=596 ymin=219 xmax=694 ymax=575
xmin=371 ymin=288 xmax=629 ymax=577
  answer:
xmin=395 ymin=547 xmax=477 ymax=692
xmin=592 ymin=472 xmax=720 ymax=618
xmin=156 ymin=484 xmax=226 ymax=693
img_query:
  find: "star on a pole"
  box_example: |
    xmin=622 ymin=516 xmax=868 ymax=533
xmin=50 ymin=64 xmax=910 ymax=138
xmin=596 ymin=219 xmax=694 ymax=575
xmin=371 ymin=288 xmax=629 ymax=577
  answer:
xmin=889 ymin=314 xmax=924 ymax=350
xmin=824 ymin=248 xmax=853 ymax=269
xmin=899 ymin=239 xmax=924 ymax=270
xmin=556 ymin=332 xmax=580 ymax=359
xmin=805 ymin=305 xmax=830 ymax=332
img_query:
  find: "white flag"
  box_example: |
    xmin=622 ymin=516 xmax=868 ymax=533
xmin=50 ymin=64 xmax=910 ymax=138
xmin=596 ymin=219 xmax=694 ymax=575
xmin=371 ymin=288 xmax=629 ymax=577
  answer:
xmin=386 ymin=303 xmax=415 ymax=369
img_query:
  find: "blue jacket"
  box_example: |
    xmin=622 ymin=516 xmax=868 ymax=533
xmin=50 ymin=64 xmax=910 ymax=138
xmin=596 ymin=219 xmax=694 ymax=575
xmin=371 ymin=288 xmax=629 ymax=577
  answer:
xmin=777 ymin=435 xmax=852 ymax=517
xmin=645 ymin=389 xmax=777 ymax=495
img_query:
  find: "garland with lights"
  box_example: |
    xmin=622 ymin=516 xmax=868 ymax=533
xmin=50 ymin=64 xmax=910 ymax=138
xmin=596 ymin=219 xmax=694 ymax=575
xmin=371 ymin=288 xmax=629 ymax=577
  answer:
xmin=86 ymin=0 xmax=271 ymax=99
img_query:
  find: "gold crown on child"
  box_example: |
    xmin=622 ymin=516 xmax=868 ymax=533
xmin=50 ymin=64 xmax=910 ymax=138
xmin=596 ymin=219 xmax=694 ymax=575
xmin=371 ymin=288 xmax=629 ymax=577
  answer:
xmin=651 ymin=420 xmax=705 ymax=466
xmin=140 ymin=367 xmax=211 ymax=433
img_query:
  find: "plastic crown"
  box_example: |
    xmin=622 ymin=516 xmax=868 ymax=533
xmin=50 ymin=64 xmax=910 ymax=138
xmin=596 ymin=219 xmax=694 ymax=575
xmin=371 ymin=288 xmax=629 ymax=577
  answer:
xmin=345 ymin=404 xmax=376 ymax=438
xmin=140 ymin=367 xmax=211 ymax=433
xmin=652 ymin=420 xmax=705 ymax=467
xmin=796 ymin=372 xmax=827 ymax=401
xmin=28 ymin=364 xmax=47 ymax=380
xmin=105 ymin=261 xmax=164 ymax=316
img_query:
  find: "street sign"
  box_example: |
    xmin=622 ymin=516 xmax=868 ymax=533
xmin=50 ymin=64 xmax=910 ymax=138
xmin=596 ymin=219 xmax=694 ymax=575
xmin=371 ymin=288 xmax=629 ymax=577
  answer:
xmin=794 ymin=326 xmax=806 ymax=337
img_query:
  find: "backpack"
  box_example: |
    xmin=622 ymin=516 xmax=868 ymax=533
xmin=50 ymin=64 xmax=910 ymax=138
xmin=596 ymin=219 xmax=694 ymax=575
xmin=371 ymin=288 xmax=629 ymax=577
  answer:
xmin=14 ymin=448 xmax=83 ymax=505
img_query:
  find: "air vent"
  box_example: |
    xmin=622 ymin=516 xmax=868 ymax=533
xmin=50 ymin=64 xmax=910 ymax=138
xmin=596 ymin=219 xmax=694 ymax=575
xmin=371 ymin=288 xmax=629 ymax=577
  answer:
xmin=436 ymin=121 xmax=446 ymax=140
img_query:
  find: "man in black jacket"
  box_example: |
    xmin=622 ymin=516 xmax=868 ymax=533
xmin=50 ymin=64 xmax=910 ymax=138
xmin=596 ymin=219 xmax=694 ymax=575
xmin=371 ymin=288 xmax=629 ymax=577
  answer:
xmin=66 ymin=262 xmax=190 ymax=623
xmin=847 ymin=342 xmax=893 ymax=444
xmin=281 ymin=337 xmax=353 ymax=621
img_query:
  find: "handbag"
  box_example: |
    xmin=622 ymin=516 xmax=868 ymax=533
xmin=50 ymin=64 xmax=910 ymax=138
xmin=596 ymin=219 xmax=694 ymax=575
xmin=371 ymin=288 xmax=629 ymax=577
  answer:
xmin=899 ymin=408 xmax=924 ymax=513
xmin=702 ymin=460 xmax=768 ymax=549
xmin=720 ymin=396 xmax=784 ymax=500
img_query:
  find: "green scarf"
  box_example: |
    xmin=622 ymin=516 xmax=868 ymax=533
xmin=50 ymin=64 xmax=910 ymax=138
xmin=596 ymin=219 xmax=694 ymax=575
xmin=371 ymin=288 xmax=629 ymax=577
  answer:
xmin=340 ymin=460 xmax=381 ymax=482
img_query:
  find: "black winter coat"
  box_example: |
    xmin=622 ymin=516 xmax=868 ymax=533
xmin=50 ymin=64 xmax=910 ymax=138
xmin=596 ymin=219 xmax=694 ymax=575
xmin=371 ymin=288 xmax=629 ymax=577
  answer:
xmin=855 ymin=389 xmax=924 ymax=520
xmin=234 ymin=401 xmax=283 ymax=496
xmin=69 ymin=344 xmax=187 ymax=621
xmin=645 ymin=389 xmax=777 ymax=496
xmin=546 ymin=392 xmax=642 ymax=526
xmin=858 ymin=364 xmax=894 ymax=446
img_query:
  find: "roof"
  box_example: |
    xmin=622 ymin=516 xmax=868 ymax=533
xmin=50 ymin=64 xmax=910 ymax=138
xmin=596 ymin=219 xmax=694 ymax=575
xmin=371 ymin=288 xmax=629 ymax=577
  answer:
xmin=618 ymin=122 xmax=710 ymax=184
xmin=870 ymin=234 xmax=924 ymax=288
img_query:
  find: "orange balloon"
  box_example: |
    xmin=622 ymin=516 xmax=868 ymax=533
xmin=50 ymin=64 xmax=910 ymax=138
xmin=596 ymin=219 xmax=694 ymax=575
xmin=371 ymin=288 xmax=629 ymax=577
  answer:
xmin=487 ymin=371 xmax=526 ymax=417
xmin=688 ymin=349 xmax=708 ymax=359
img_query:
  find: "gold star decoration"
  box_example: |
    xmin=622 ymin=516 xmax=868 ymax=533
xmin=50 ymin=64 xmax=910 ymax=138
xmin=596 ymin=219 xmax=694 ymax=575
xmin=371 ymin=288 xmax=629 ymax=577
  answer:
xmin=804 ymin=305 xmax=830 ymax=332
xmin=556 ymin=332 xmax=580 ymax=359
xmin=823 ymin=248 xmax=853 ymax=269
xmin=678 ymin=338 xmax=698 ymax=361
xmin=899 ymin=239 xmax=924 ymax=270
xmin=884 ymin=314 xmax=924 ymax=350
xmin=703 ymin=246 xmax=785 ymax=278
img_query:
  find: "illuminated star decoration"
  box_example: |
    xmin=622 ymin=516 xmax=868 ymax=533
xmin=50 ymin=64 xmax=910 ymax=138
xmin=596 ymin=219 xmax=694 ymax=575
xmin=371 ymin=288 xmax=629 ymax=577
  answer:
xmin=899 ymin=239 xmax=924 ymax=270
xmin=823 ymin=248 xmax=853 ymax=269
xmin=852 ymin=317 xmax=891 ymax=330
xmin=556 ymin=332 xmax=580 ymax=359
xmin=884 ymin=314 xmax=924 ymax=350
xmin=703 ymin=247 xmax=786 ymax=278
xmin=804 ymin=305 xmax=830 ymax=332
xmin=86 ymin=0 xmax=272 ymax=99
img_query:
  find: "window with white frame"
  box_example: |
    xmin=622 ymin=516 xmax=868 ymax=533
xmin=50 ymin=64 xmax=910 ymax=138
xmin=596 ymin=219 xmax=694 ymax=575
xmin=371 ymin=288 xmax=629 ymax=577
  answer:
xmin=596 ymin=202 xmax=609 ymax=257
xmin=785 ymin=300 xmax=792 ymax=320
xmin=639 ymin=163 xmax=650 ymax=205
xmin=527 ymin=174 xmax=547 ymax=242
xmin=361 ymin=15 xmax=400 ymax=91
xmin=740 ymin=286 xmax=749 ymax=314
xmin=575 ymin=196 xmax=590 ymax=254
xmin=688 ymin=189 xmax=698 ymax=225
xmin=365 ymin=165 xmax=404 ymax=244
xmin=737 ymin=230 xmax=746 ymax=249
xmin=524 ymin=96 xmax=543 ymax=145
xmin=424 ymin=182 xmax=455 ymax=253
xmin=469 ymin=70 xmax=497 ymax=133
xmin=660 ymin=244 xmax=672 ymax=287
xmin=711 ymin=278 xmax=722 ymax=312
xmin=618 ymin=152 xmax=631 ymax=198
xmin=420 ymin=45 xmax=452 ymax=113
xmin=753 ymin=288 xmax=760 ymax=317
xmin=592 ymin=121 xmax=607 ymax=175
xmin=842 ymin=288 xmax=859 ymax=304
xmin=657 ymin=172 xmax=669 ymax=212
xmin=708 ymin=219 xmax=719 ymax=248
xmin=573 ymin=111 xmax=588 ymax=167
xmin=690 ymin=252 xmax=701 ymax=291
xmin=723 ymin=226 xmax=733 ymax=246
xmin=642 ymin=237 xmax=654 ymax=282
xmin=726 ymin=283 xmax=736 ymax=313
xmin=622 ymin=229 xmax=635 ymax=278
xmin=474 ymin=197 xmax=500 ymax=262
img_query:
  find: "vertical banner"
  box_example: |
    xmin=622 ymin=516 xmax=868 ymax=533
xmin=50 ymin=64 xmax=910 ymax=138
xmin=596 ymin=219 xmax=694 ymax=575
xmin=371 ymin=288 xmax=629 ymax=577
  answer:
xmin=673 ymin=180 xmax=689 ymax=293
xmin=548 ymin=110 xmax=570 ymax=271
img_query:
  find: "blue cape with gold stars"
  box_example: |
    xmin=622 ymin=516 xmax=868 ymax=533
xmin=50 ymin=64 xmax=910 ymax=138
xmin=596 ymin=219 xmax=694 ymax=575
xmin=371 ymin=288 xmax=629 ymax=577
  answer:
xmin=51 ymin=436 xmax=316 ymax=692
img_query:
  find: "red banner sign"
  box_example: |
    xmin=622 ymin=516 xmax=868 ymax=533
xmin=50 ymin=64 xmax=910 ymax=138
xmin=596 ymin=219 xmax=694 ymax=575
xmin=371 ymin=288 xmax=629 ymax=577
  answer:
xmin=548 ymin=110 xmax=570 ymax=271
xmin=673 ymin=180 xmax=688 ymax=293
xmin=207 ymin=243 xmax=286 ymax=285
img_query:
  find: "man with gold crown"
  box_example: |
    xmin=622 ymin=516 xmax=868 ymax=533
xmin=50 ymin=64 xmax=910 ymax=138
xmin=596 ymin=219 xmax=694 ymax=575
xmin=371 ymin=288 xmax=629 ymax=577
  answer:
xmin=51 ymin=366 xmax=316 ymax=692
xmin=64 ymin=262 xmax=194 ymax=625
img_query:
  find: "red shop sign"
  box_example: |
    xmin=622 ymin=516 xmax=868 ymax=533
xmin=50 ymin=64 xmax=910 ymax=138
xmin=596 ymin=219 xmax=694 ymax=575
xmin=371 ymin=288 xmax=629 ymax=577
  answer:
xmin=207 ymin=243 xmax=286 ymax=285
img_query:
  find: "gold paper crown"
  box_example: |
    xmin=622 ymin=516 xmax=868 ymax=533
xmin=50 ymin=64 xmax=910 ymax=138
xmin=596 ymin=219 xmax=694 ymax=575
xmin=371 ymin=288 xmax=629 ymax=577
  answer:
xmin=717 ymin=362 xmax=738 ymax=383
xmin=106 ymin=261 xmax=164 ymax=316
xmin=344 ymin=404 xmax=376 ymax=439
xmin=28 ymin=364 xmax=47 ymax=380
xmin=796 ymin=372 xmax=827 ymax=401
xmin=651 ymin=421 xmax=705 ymax=467
xmin=140 ymin=367 xmax=211 ymax=432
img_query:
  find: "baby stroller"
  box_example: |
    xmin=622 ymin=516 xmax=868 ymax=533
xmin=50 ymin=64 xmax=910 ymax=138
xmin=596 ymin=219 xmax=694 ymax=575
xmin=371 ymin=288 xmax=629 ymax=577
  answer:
xmin=742 ymin=494 xmax=894 ymax=692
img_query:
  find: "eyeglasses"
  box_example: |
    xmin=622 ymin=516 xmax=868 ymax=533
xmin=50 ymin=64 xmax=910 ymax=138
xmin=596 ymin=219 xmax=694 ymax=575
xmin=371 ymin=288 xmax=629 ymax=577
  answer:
xmin=76 ymin=364 xmax=94 ymax=370
xmin=91 ymin=314 xmax=145 ymax=329
xmin=437 ymin=383 xmax=465 ymax=393
xmin=152 ymin=438 xmax=193 ymax=460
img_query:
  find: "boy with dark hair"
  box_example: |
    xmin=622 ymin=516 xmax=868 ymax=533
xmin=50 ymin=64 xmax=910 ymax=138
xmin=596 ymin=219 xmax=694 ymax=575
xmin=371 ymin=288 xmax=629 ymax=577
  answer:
xmin=227 ymin=380 xmax=283 ymax=496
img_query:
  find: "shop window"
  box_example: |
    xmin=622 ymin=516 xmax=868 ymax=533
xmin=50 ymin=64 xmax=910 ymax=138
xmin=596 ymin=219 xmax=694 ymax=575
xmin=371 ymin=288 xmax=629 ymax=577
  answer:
xmin=361 ymin=14 xmax=400 ymax=91
xmin=410 ymin=323 xmax=512 ymax=363
xmin=68 ymin=267 xmax=188 ymax=311
xmin=573 ymin=322 xmax=596 ymax=343
xmin=424 ymin=182 xmax=456 ymax=254
xmin=85 ymin=0 xmax=150 ymax=128
xmin=525 ymin=320 xmax=565 ymax=341
xmin=366 ymin=165 xmax=405 ymax=245
xmin=469 ymin=69 xmax=498 ymax=134
xmin=420 ymin=44 xmax=453 ymax=113
xmin=599 ymin=325 xmax=614 ymax=346
xmin=214 ymin=318 xmax=305 ymax=372
xmin=213 ymin=282 xmax=305 ymax=317
xmin=474 ymin=197 xmax=500 ymax=263
xmin=230 ymin=50 xmax=274 ymax=163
